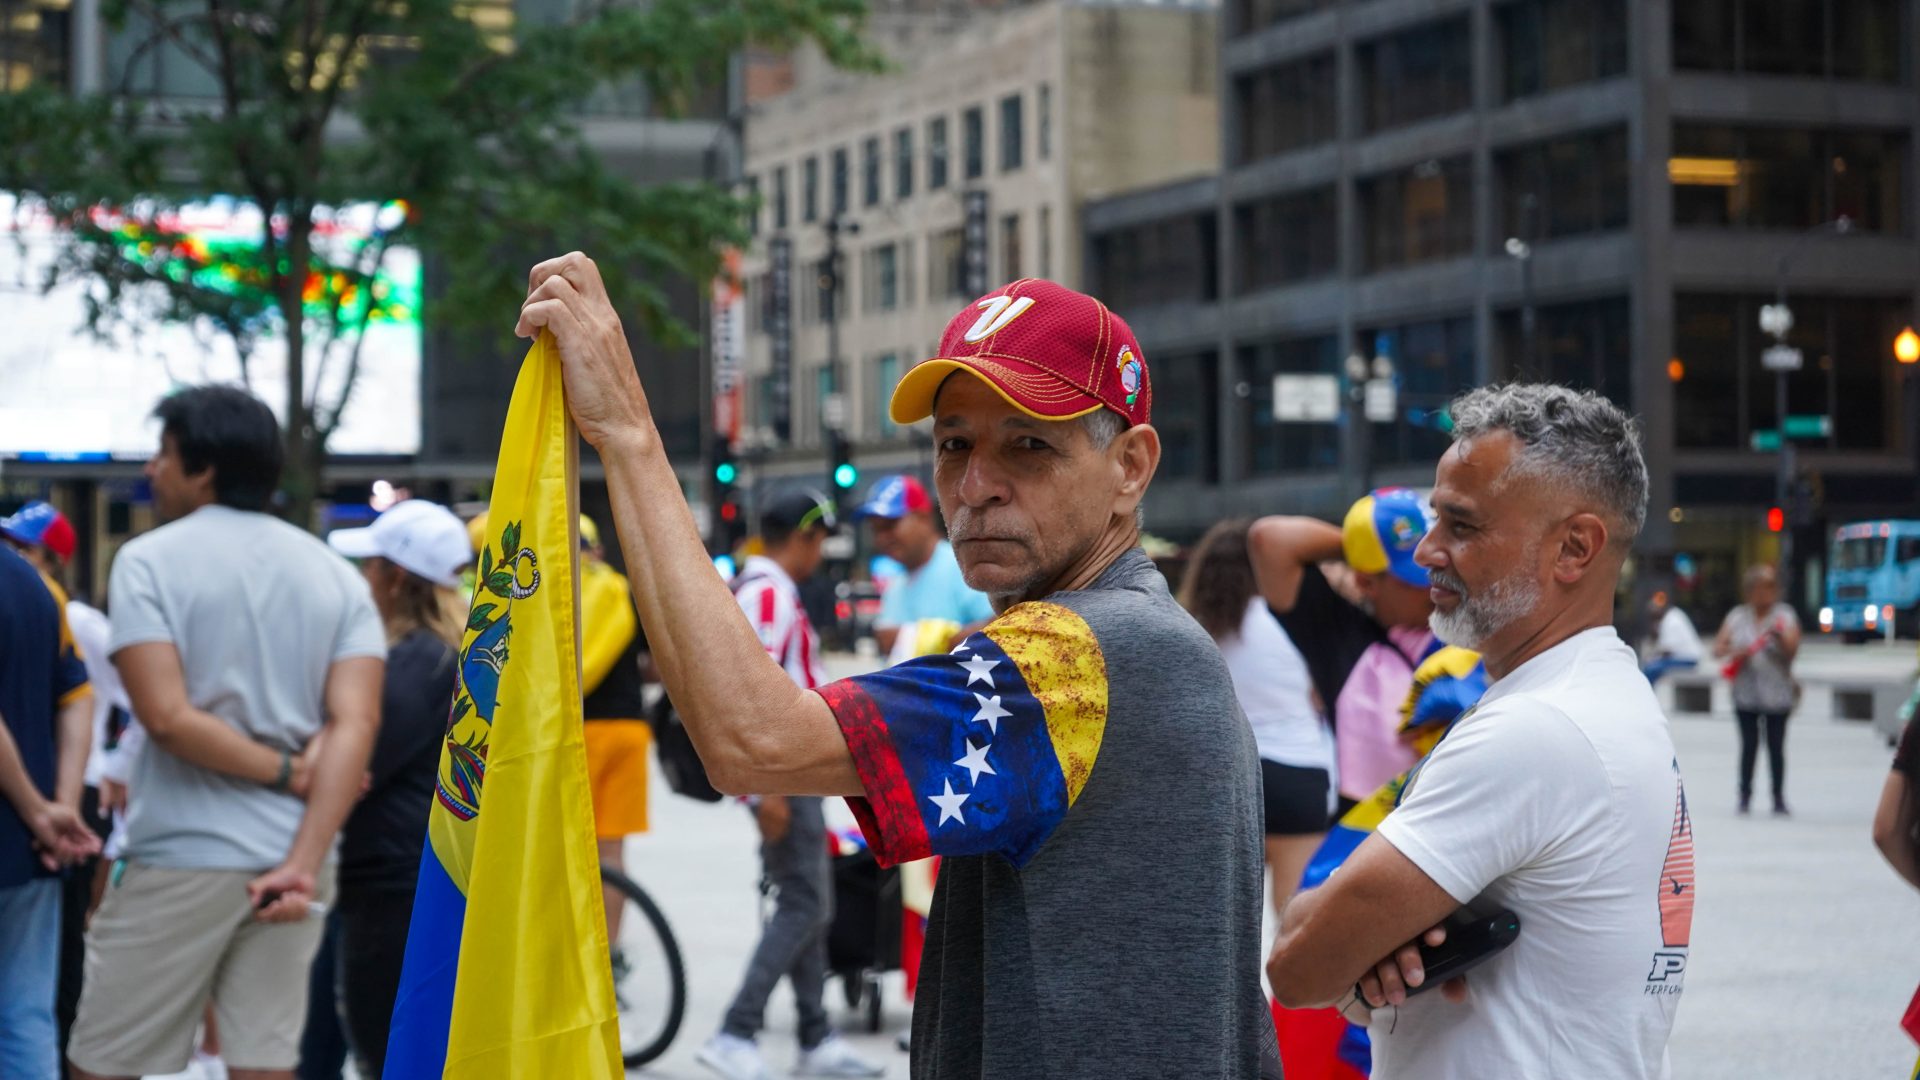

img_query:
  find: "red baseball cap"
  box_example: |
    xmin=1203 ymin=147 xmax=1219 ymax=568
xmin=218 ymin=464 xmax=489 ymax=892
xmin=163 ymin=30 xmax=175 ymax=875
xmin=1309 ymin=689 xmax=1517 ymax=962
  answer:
xmin=889 ymin=279 xmax=1151 ymax=427
xmin=0 ymin=501 xmax=76 ymax=564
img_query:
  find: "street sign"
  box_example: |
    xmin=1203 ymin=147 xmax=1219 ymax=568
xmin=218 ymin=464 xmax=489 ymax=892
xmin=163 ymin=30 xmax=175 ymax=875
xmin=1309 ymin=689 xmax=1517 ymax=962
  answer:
xmin=1274 ymin=374 xmax=1340 ymax=422
xmin=1750 ymin=430 xmax=1781 ymax=452
xmin=1364 ymin=379 xmax=1397 ymax=423
xmin=1761 ymin=344 xmax=1803 ymax=372
xmin=1782 ymin=414 xmax=1831 ymax=438
xmin=822 ymin=392 xmax=848 ymax=431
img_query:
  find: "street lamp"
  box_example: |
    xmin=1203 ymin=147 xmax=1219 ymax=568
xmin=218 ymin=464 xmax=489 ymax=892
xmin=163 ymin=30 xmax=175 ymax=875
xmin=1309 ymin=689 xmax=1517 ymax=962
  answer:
xmin=1506 ymin=193 xmax=1538 ymax=374
xmin=1894 ymin=326 xmax=1920 ymax=365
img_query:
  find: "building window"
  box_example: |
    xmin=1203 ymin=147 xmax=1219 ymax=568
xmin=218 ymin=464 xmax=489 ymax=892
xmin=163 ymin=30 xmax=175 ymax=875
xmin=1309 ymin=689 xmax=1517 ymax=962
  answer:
xmin=1674 ymin=0 xmax=1904 ymax=82
xmin=963 ymin=106 xmax=985 ymax=181
xmin=1240 ymin=335 xmax=1342 ymax=476
xmin=1358 ymin=155 xmax=1475 ymax=272
xmin=929 ymin=117 xmax=950 ymax=190
xmin=1359 ymin=315 xmax=1478 ymax=466
xmin=1673 ymin=292 xmax=1908 ymax=450
xmin=1357 ymin=16 xmax=1472 ymax=135
xmin=1234 ymin=52 xmax=1336 ymax=164
xmin=899 ymin=237 xmax=916 ymax=307
xmin=1495 ymin=297 xmax=1631 ymax=404
xmin=874 ymin=354 xmax=900 ymax=437
xmin=862 ymin=244 xmax=899 ymax=313
xmin=0 ymin=0 xmax=71 ymax=90
xmin=1495 ymin=126 xmax=1630 ymax=243
xmin=816 ymin=364 xmax=839 ymax=441
xmin=894 ymin=128 xmax=914 ymax=200
xmin=1000 ymin=93 xmax=1024 ymax=172
xmin=1234 ymin=186 xmax=1337 ymax=292
xmin=1497 ymin=0 xmax=1627 ymax=101
xmin=811 ymin=256 xmax=847 ymax=325
xmin=1231 ymin=0 xmax=1327 ymax=36
xmin=931 ymin=227 xmax=967 ymax=299
xmin=1038 ymin=84 xmax=1053 ymax=160
xmin=1038 ymin=205 xmax=1053 ymax=279
xmin=772 ymin=166 xmax=790 ymax=230
xmin=831 ymin=147 xmax=849 ymax=217
xmin=744 ymin=175 xmax=760 ymax=237
xmin=1672 ymin=125 xmax=1906 ymax=234
xmin=1153 ymin=351 xmax=1219 ymax=482
xmin=802 ymin=157 xmax=819 ymax=223
xmin=862 ymin=136 xmax=881 ymax=208
xmin=1000 ymin=213 xmax=1021 ymax=281
xmin=1088 ymin=212 xmax=1219 ymax=314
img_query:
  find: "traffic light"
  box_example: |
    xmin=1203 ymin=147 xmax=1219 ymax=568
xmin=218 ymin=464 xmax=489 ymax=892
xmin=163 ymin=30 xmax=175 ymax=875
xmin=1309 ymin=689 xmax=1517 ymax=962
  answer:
xmin=712 ymin=443 xmax=739 ymax=551
xmin=1766 ymin=506 xmax=1785 ymax=533
xmin=828 ymin=430 xmax=857 ymax=503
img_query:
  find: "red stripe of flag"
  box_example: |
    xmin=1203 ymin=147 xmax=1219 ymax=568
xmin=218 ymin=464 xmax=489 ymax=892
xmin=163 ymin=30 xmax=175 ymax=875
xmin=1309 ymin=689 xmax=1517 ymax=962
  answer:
xmin=817 ymin=680 xmax=930 ymax=866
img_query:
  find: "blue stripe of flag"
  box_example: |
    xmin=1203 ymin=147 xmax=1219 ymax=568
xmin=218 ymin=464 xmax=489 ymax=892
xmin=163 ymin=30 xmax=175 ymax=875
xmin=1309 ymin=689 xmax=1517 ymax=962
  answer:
xmin=385 ymin=844 xmax=466 ymax=1077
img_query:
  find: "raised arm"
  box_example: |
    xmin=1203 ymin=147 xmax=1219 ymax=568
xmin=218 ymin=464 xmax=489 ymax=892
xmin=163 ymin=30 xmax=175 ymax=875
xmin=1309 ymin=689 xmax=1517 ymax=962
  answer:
xmin=1248 ymin=515 xmax=1345 ymax=615
xmin=516 ymin=252 xmax=859 ymax=798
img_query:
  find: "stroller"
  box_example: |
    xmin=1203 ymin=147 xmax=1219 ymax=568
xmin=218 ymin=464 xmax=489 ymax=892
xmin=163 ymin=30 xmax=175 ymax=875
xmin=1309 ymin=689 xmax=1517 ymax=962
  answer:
xmin=825 ymin=826 xmax=902 ymax=1033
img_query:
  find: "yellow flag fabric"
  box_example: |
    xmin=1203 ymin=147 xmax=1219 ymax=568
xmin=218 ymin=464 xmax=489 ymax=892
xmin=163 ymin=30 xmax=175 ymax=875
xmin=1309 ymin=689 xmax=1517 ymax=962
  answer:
xmin=386 ymin=333 xmax=621 ymax=1078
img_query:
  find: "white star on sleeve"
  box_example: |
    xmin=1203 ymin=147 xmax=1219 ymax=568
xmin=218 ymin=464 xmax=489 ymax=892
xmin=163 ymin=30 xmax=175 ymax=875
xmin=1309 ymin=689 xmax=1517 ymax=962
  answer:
xmin=971 ymin=693 xmax=1012 ymax=734
xmin=954 ymin=740 xmax=996 ymax=784
xmin=928 ymin=778 xmax=969 ymax=826
xmin=958 ymin=655 xmax=999 ymax=687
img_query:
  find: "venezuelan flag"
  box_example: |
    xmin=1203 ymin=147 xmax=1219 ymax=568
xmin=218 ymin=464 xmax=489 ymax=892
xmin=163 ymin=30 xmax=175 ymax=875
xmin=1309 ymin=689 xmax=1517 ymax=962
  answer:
xmin=386 ymin=334 xmax=621 ymax=1078
xmin=819 ymin=602 xmax=1108 ymax=869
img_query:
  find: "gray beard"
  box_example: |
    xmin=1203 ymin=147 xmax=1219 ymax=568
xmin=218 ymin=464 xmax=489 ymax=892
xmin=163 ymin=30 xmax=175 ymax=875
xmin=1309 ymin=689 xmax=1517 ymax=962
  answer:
xmin=1429 ymin=565 xmax=1542 ymax=650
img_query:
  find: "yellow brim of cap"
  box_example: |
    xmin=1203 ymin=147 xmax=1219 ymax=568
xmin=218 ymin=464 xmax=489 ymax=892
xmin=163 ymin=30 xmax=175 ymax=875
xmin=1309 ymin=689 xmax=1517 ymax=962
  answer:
xmin=889 ymin=358 xmax=1106 ymax=426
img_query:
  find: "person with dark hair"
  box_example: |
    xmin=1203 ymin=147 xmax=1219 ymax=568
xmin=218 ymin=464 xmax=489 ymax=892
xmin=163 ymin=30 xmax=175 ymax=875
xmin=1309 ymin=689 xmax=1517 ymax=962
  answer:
xmin=698 ymin=491 xmax=881 ymax=1080
xmin=1179 ymin=518 xmax=1330 ymax=910
xmin=1873 ymin=698 xmax=1920 ymax=890
xmin=68 ymin=386 xmax=386 ymax=1080
xmin=1711 ymin=564 xmax=1799 ymax=816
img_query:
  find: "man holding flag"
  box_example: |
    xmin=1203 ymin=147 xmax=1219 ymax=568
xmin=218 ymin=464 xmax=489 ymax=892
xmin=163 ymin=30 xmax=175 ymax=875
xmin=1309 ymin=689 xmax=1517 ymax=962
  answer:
xmin=518 ymin=261 xmax=1280 ymax=1079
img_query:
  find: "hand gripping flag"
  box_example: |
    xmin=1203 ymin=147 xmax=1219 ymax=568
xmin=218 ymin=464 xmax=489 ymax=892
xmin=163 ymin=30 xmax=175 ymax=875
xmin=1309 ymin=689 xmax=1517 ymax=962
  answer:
xmin=386 ymin=334 xmax=621 ymax=1078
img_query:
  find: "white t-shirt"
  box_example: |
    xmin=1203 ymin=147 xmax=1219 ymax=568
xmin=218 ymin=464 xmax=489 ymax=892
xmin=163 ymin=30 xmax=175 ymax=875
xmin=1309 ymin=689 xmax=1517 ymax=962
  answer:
xmin=734 ymin=555 xmax=827 ymax=690
xmin=1654 ymin=607 xmax=1703 ymax=662
xmin=66 ymin=600 xmax=130 ymax=789
xmin=1218 ymin=597 xmax=1333 ymax=772
xmin=1373 ymin=627 xmax=1694 ymax=1080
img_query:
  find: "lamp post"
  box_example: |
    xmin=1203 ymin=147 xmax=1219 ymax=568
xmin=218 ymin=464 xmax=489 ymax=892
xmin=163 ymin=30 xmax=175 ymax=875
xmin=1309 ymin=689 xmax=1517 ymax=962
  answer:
xmin=1505 ymin=192 xmax=1538 ymax=374
xmin=1898 ymin=326 xmax=1920 ymax=472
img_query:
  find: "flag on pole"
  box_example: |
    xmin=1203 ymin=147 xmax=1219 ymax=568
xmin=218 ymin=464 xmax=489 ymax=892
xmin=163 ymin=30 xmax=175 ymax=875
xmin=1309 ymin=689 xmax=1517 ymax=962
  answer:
xmin=386 ymin=333 xmax=621 ymax=1078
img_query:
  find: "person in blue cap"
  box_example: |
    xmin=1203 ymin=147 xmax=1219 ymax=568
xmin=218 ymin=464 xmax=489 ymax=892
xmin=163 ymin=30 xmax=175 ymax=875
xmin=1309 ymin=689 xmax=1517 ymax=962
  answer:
xmin=1250 ymin=488 xmax=1440 ymax=817
xmin=853 ymin=476 xmax=992 ymax=662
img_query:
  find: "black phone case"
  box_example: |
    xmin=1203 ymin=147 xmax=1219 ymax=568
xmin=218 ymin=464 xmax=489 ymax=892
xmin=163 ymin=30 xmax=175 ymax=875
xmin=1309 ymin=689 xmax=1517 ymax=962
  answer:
xmin=1362 ymin=906 xmax=1521 ymax=1001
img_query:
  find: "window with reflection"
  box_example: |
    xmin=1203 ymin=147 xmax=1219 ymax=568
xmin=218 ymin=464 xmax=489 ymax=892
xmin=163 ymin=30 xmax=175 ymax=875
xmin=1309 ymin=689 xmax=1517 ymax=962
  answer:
xmin=894 ymin=128 xmax=913 ymax=201
xmin=1359 ymin=156 xmax=1474 ymax=271
xmin=1360 ymin=315 xmax=1475 ymax=466
xmin=928 ymin=117 xmax=950 ymax=190
xmin=1496 ymin=297 xmax=1632 ymax=404
xmin=1496 ymin=0 xmax=1627 ymax=101
xmin=1234 ymin=53 xmax=1336 ymax=163
xmin=964 ymin=106 xmax=985 ymax=181
xmin=1240 ymin=335 xmax=1342 ymax=476
xmin=831 ymin=147 xmax=850 ymax=217
xmin=772 ymin=166 xmax=790 ymax=230
xmin=1671 ymin=124 xmax=1906 ymax=233
xmin=0 ymin=0 xmax=70 ymax=90
xmin=803 ymin=157 xmax=820 ymax=223
xmin=1496 ymin=127 xmax=1630 ymax=242
xmin=1358 ymin=16 xmax=1472 ymax=134
xmin=1231 ymin=0 xmax=1333 ymax=36
xmin=863 ymin=137 xmax=881 ymax=208
xmin=1234 ymin=186 xmax=1337 ymax=292
xmin=1673 ymin=0 xmax=1904 ymax=83
xmin=1088 ymin=211 xmax=1218 ymax=314
xmin=1151 ymin=351 xmax=1220 ymax=482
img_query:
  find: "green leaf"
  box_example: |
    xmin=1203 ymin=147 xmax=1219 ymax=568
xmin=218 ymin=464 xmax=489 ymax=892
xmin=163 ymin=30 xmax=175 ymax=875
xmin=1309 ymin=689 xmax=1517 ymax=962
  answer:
xmin=480 ymin=546 xmax=493 ymax=579
xmin=486 ymin=570 xmax=515 ymax=597
xmin=501 ymin=521 xmax=521 ymax=556
xmin=467 ymin=602 xmax=498 ymax=630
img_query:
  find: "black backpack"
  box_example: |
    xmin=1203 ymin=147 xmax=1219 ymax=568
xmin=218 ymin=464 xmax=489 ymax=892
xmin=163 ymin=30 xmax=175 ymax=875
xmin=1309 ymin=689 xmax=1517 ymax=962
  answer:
xmin=647 ymin=692 xmax=724 ymax=803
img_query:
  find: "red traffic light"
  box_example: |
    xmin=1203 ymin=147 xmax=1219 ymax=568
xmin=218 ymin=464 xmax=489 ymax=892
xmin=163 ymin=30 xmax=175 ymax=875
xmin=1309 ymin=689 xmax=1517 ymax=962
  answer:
xmin=720 ymin=501 xmax=739 ymax=523
xmin=1766 ymin=506 xmax=1784 ymax=532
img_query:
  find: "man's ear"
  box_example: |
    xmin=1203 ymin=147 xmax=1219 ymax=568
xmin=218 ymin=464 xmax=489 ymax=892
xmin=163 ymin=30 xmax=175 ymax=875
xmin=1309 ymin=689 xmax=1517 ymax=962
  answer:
xmin=1111 ymin=423 xmax=1161 ymax=519
xmin=1554 ymin=512 xmax=1611 ymax=583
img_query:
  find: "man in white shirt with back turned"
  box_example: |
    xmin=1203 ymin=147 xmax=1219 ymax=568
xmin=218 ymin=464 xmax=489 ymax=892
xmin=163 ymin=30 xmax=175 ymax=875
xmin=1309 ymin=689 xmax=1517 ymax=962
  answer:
xmin=1267 ymin=384 xmax=1694 ymax=1080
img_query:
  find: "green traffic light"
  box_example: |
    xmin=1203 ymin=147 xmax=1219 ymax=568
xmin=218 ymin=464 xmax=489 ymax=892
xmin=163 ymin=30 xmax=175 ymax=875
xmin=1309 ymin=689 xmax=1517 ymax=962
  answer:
xmin=833 ymin=463 xmax=857 ymax=488
xmin=715 ymin=462 xmax=737 ymax=484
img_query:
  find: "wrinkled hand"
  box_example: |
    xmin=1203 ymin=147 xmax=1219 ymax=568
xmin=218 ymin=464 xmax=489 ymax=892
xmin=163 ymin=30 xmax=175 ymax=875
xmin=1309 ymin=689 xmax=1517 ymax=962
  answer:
xmin=515 ymin=252 xmax=652 ymax=450
xmin=98 ymin=778 xmax=128 ymax=814
xmin=1356 ymin=924 xmax=1469 ymax=1009
xmin=246 ymin=863 xmax=317 ymax=924
xmin=27 ymin=801 xmax=101 ymax=870
xmin=754 ymin=796 xmax=792 ymax=845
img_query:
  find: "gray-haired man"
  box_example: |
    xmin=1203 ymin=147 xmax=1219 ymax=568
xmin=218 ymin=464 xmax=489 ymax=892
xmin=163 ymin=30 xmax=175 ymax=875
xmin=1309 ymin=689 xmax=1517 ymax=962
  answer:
xmin=1267 ymin=384 xmax=1694 ymax=1080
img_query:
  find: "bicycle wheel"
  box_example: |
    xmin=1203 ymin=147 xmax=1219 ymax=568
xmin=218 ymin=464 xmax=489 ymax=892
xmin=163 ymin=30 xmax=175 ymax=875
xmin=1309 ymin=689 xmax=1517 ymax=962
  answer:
xmin=602 ymin=864 xmax=688 ymax=1068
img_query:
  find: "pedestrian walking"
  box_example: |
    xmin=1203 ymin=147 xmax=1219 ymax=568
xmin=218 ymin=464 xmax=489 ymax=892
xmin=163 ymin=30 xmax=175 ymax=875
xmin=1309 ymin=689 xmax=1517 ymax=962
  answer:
xmin=1250 ymin=488 xmax=1439 ymax=814
xmin=697 ymin=490 xmax=882 ymax=1080
xmin=0 ymin=540 xmax=100 ymax=1080
xmin=1179 ymin=517 xmax=1332 ymax=909
xmin=519 ymin=263 xmax=1279 ymax=1079
xmin=324 ymin=499 xmax=469 ymax=1079
xmin=1712 ymin=564 xmax=1800 ymax=815
xmin=67 ymin=386 xmax=386 ymax=1080
xmin=1268 ymin=384 xmax=1693 ymax=1080
xmin=855 ymin=475 xmax=994 ymax=661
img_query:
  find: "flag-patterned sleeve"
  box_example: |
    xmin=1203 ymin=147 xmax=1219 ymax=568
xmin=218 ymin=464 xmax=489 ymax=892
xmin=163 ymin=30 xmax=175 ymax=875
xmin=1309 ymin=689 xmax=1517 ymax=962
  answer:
xmin=816 ymin=601 xmax=1109 ymax=869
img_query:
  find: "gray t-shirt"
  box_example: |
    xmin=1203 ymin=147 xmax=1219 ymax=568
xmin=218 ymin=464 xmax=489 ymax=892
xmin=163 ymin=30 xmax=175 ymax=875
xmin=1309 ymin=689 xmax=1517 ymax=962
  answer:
xmin=1720 ymin=603 xmax=1799 ymax=713
xmin=821 ymin=549 xmax=1278 ymax=1079
xmin=109 ymin=504 xmax=386 ymax=870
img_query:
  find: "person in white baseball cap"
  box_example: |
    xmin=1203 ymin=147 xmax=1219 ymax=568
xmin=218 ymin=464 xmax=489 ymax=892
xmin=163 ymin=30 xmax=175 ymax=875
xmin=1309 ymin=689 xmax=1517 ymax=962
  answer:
xmin=323 ymin=499 xmax=470 ymax=1075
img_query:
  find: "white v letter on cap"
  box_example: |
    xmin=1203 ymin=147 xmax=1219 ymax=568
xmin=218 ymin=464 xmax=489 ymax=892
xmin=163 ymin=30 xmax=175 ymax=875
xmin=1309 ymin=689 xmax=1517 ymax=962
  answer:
xmin=961 ymin=295 xmax=1036 ymax=343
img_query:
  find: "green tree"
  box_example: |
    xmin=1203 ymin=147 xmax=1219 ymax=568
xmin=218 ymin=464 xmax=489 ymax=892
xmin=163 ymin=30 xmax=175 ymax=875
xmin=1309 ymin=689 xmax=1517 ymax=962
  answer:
xmin=1 ymin=0 xmax=876 ymax=526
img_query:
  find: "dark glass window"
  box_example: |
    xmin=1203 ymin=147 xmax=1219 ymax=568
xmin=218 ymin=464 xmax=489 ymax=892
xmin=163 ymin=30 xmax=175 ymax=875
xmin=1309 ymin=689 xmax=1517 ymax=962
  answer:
xmin=1360 ymin=316 xmax=1476 ymax=466
xmin=831 ymin=147 xmax=849 ymax=217
xmin=1496 ymin=0 xmax=1627 ymax=101
xmin=0 ymin=0 xmax=71 ymax=91
xmin=894 ymin=128 xmax=914 ymax=200
xmin=964 ymin=106 xmax=985 ymax=181
xmin=1232 ymin=0 xmax=1333 ymax=36
xmin=744 ymin=175 xmax=761 ymax=237
xmin=1358 ymin=16 xmax=1471 ymax=134
xmin=1153 ymin=351 xmax=1220 ymax=482
xmin=1038 ymin=84 xmax=1053 ymax=160
xmin=862 ymin=137 xmax=881 ymax=208
xmin=1001 ymin=213 xmax=1021 ymax=281
xmin=1496 ymin=297 xmax=1632 ymax=404
xmin=1673 ymin=0 xmax=1904 ymax=83
xmin=928 ymin=117 xmax=950 ymax=190
xmin=1000 ymin=94 xmax=1024 ymax=173
xmin=1088 ymin=212 xmax=1219 ymax=313
xmin=1673 ymin=292 xmax=1909 ymax=450
xmin=802 ymin=157 xmax=819 ymax=223
xmin=772 ymin=166 xmax=789 ymax=230
xmin=1241 ymin=335 xmax=1342 ymax=476
xmin=1234 ymin=186 xmax=1337 ymax=291
xmin=1359 ymin=155 xmax=1474 ymax=272
xmin=1496 ymin=126 xmax=1630 ymax=242
xmin=1672 ymin=125 xmax=1906 ymax=234
xmin=1234 ymin=53 xmax=1336 ymax=163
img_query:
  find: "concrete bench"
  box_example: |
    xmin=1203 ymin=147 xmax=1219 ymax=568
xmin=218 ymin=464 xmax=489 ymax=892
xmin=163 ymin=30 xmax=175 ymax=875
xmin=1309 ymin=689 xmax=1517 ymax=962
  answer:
xmin=1829 ymin=677 xmax=1913 ymax=745
xmin=1669 ymin=671 xmax=1717 ymax=716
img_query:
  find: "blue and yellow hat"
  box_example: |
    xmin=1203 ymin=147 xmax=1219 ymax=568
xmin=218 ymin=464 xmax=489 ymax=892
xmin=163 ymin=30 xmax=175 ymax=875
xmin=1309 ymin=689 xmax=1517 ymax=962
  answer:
xmin=1342 ymin=487 xmax=1433 ymax=588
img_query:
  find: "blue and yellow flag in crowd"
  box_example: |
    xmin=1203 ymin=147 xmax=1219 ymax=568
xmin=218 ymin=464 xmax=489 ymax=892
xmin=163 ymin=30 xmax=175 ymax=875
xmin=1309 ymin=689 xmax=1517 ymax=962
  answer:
xmin=386 ymin=334 xmax=622 ymax=1078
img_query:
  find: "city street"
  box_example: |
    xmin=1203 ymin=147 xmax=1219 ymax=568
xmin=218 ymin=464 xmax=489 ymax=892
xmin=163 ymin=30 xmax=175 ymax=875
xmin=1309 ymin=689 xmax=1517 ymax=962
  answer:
xmin=620 ymin=644 xmax=1920 ymax=1079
